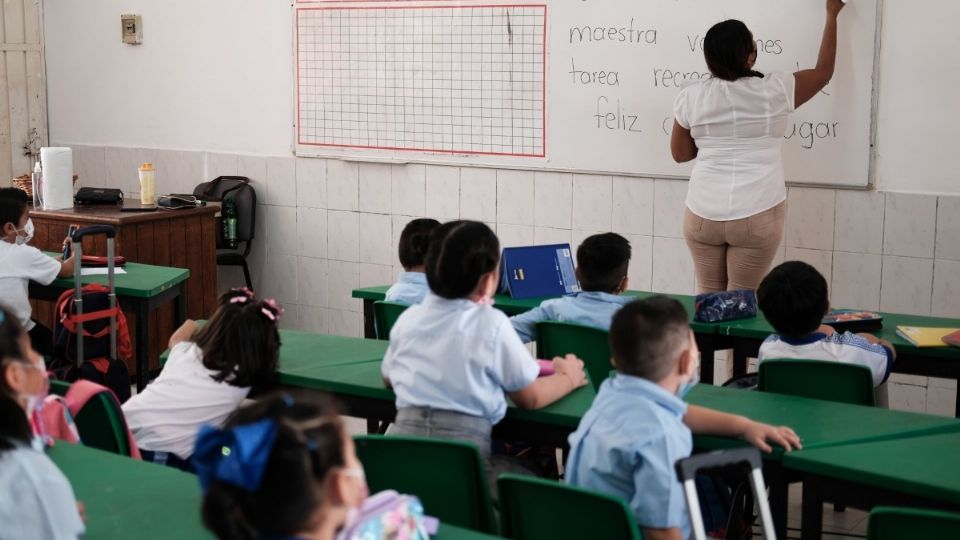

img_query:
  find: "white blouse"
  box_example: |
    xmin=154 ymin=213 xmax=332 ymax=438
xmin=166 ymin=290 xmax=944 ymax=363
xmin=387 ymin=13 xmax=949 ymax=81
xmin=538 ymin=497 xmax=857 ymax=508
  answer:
xmin=674 ymin=71 xmax=795 ymax=221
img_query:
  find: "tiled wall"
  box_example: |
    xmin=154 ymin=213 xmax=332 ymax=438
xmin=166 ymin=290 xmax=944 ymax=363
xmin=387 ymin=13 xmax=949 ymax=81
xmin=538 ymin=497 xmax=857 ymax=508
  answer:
xmin=65 ymin=144 xmax=960 ymax=416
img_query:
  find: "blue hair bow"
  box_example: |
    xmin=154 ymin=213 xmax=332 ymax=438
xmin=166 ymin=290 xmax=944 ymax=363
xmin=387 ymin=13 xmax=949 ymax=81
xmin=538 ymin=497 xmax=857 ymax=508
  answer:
xmin=193 ymin=419 xmax=279 ymax=492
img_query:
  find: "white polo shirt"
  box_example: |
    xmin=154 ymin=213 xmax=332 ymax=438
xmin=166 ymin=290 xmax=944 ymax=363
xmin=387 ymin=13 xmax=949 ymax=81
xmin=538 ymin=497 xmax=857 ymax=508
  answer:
xmin=0 ymin=241 xmax=61 ymax=330
xmin=758 ymin=331 xmax=894 ymax=387
xmin=382 ymin=293 xmax=540 ymax=424
xmin=674 ymin=72 xmax=795 ymax=221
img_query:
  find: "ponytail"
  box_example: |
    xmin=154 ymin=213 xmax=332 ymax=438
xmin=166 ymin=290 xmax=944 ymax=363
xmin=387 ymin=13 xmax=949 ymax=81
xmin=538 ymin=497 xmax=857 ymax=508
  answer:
xmin=703 ymin=20 xmax=765 ymax=82
xmin=425 ymin=221 xmax=500 ymax=299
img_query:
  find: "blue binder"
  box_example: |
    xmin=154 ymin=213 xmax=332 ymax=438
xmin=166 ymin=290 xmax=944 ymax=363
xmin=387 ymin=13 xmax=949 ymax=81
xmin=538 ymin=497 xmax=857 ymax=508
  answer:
xmin=499 ymin=244 xmax=581 ymax=299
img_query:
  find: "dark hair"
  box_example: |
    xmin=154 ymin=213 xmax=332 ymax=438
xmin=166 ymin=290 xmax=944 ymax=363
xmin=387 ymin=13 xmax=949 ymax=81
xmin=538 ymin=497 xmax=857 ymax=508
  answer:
xmin=0 ymin=306 xmax=32 ymax=452
xmin=577 ymin=233 xmax=632 ymax=293
xmin=757 ymin=261 xmax=829 ymax=339
xmin=703 ymin=20 xmax=764 ymax=82
xmin=0 ymin=187 xmax=28 ymax=232
xmin=398 ymin=218 xmax=440 ymax=269
xmin=195 ymin=289 xmax=282 ymax=391
xmin=202 ymin=390 xmax=346 ymax=540
xmin=610 ymin=297 xmax=691 ymax=381
xmin=425 ymin=221 xmax=500 ymax=299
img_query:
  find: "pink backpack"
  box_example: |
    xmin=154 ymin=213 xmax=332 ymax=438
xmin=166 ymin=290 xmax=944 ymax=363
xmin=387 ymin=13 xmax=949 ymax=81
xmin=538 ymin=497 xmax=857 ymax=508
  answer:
xmin=33 ymin=380 xmax=141 ymax=459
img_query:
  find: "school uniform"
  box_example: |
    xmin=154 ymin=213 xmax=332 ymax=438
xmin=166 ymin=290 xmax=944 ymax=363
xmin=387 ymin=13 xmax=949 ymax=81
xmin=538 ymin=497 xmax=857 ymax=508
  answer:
xmin=122 ymin=341 xmax=250 ymax=461
xmin=0 ymin=241 xmax=62 ymax=354
xmin=566 ymin=374 xmax=692 ymax=539
xmin=758 ymin=331 xmax=894 ymax=387
xmin=0 ymin=440 xmax=85 ymax=540
xmin=509 ymin=291 xmax=632 ymax=343
xmin=384 ymin=272 xmax=430 ymax=305
xmin=381 ymin=292 xmax=539 ymax=456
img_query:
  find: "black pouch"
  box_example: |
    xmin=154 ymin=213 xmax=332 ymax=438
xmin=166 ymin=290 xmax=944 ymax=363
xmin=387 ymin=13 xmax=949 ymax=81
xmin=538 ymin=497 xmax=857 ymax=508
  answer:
xmin=74 ymin=187 xmax=124 ymax=205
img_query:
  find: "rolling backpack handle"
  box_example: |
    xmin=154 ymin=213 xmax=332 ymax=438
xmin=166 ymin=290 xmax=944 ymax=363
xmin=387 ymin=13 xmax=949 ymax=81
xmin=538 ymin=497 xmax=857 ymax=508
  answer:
xmin=70 ymin=225 xmax=118 ymax=369
xmin=675 ymin=447 xmax=777 ymax=540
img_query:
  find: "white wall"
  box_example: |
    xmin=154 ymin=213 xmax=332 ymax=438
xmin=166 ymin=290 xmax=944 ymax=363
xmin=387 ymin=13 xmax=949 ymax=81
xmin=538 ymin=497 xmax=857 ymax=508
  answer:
xmin=43 ymin=1 xmax=960 ymax=414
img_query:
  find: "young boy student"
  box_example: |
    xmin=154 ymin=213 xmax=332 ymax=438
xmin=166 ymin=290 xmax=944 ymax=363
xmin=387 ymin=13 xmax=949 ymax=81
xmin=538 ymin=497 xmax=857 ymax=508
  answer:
xmin=757 ymin=261 xmax=896 ymax=404
xmin=566 ymin=296 xmax=800 ymax=540
xmin=384 ymin=218 xmax=440 ymax=305
xmin=510 ymin=232 xmax=632 ymax=342
xmin=0 ymin=188 xmax=75 ymax=356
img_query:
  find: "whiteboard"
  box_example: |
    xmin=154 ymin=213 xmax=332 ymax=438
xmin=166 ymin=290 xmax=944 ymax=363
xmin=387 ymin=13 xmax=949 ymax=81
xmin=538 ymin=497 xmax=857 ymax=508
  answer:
xmin=294 ymin=0 xmax=880 ymax=187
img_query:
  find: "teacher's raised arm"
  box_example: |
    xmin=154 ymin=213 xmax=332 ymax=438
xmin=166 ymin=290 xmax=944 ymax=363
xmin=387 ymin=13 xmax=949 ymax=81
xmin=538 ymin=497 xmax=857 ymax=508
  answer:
xmin=670 ymin=2 xmax=847 ymax=294
xmin=795 ymin=0 xmax=847 ymax=108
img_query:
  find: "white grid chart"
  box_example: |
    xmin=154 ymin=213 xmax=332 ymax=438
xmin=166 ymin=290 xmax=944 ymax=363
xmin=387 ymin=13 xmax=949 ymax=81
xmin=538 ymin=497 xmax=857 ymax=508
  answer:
xmin=296 ymin=5 xmax=546 ymax=157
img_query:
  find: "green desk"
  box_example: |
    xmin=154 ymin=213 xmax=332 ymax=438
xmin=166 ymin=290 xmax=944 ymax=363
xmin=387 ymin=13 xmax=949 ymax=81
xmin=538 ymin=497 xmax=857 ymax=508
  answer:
xmin=30 ymin=259 xmax=191 ymax=391
xmin=783 ymin=432 xmax=960 ymax=540
xmin=718 ymin=310 xmax=960 ymax=416
xmin=352 ymin=286 xmax=727 ymax=384
xmin=49 ymin=442 xmax=500 ymax=540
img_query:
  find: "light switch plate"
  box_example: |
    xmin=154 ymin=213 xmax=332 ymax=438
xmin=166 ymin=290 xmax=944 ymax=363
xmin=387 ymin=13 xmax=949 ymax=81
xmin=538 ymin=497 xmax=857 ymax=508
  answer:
xmin=121 ymin=14 xmax=142 ymax=45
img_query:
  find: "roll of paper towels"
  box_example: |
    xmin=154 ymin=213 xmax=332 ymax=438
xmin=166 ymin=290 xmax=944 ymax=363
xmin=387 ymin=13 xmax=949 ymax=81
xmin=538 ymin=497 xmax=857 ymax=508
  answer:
xmin=40 ymin=147 xmax=74 ymax=210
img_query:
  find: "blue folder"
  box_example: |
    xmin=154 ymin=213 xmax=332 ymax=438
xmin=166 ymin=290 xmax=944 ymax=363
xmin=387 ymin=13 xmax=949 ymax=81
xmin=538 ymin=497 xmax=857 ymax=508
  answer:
xmin=499 ymin=244 xmax=581 ymax=299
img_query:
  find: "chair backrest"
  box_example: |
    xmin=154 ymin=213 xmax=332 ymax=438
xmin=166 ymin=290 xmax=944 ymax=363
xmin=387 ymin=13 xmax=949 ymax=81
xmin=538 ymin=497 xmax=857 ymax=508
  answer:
xmin=193 ymin=176 xmax=257 ymax=243
xmin=354 ymin=435 xmax=496 ymax=534
xmin=536 ymin=321 xmax=612 ymax=390
xmin=66 ymin=381 xmax=135 ymax=456
xmin=373 ymin=301 xmax=410 ymax=340
xmin=758 ymin=359 xmax=876 ymax=406
xmin=497 ymin=474 xmax=641 ymax=540
xmin=867 ymin=507 xmax=960 ymax=540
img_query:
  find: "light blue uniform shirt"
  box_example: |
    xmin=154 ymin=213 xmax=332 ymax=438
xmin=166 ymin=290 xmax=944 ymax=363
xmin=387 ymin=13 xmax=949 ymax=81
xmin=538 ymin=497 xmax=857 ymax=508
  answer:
xmin=382 ymin=293 xmax=540 ymax=424
xmin=0 ymin=442 xmax=86 ymax=539
xmin=384 ymin=272 xmax=430 ymax=305
xmin=566 ymin=374 xmax=692 ymax=538
xmin=510 ymin=291 xmax=632 ymax=343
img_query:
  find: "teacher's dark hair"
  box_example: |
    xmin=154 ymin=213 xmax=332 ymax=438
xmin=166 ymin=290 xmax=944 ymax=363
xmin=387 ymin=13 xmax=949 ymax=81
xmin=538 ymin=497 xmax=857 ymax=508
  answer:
xmin=704 ymin=19 xmax=764 ymax=81
xmin=426 ymin=220 xmax=500 ymax=299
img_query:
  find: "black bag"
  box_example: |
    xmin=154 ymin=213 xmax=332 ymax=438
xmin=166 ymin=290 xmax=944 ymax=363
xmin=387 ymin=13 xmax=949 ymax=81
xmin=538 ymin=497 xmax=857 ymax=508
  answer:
xmin=74 ymin=187 xmax=124 ymax=205
xmin=193 ymin=176 xmax=255 ymax=249
xmin=158 ymin=194 xmax=203 ymax=210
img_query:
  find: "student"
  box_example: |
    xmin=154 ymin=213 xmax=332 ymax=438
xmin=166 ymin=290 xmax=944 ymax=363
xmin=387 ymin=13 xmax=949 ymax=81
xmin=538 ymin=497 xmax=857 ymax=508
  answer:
xmin=0 ymin=188 xmax=75 ymax=356
xmin=510 ymin=232 xmax=633 ymax=342
xmin=757 ymin=261 xmax=895 ymax=402
xmin=0 ymin=305 xmax=85 ymax=539
xmin=384 ymin=218 xmax=441 ymax=305
xmin=122 ymin=288 xmax=283 ymax=470
xmin=195 ymin=390 xmax=368 ymax=540
xmin=382 ymin=221 xmax=587 ymax=459
xmin=566 ymin=297 xmax=800 ymax=540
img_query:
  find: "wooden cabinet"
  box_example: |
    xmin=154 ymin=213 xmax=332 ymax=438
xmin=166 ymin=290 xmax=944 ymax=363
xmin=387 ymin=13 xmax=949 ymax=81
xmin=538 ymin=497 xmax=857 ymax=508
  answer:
xmin=30 ymin=204 xmax=219 ymax=377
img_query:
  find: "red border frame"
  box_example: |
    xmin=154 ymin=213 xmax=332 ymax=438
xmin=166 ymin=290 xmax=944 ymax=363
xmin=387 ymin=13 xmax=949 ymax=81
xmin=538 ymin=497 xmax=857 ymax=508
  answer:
xmin=295 ymin=4 xmax=547 ymax=158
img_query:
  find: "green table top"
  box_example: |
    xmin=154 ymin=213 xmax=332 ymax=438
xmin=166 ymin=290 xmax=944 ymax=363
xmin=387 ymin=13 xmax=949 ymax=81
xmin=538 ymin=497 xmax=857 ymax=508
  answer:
xmin=719 ymin=310 xmax=960 ymax=359
xmin=280 ymin=359 xmax=596 ymax=429
xmin=351 ymin=286 xmax=718 ymax=333
xmin=48 ymin=442 xmax=500 ymax=540
xmin=49 ymin=442 xmax=210 ymax=540
xmin=782 ymin=431 xmax=960 ymax=504
xmin=686 ymin=384 xmax=960 ymax=459
xmin=44 ymin=254 xmax=190 ymax=299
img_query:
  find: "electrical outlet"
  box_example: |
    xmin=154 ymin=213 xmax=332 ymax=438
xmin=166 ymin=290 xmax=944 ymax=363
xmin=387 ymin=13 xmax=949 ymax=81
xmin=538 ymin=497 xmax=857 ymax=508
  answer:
xmin=121 ymin=14 xmax=142 ymax=45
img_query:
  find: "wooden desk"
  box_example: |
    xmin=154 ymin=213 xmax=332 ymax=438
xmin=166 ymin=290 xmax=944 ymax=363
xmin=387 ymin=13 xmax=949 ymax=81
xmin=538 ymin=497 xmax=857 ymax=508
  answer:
xmin=29 ymin=204 xmax=218 ymax=378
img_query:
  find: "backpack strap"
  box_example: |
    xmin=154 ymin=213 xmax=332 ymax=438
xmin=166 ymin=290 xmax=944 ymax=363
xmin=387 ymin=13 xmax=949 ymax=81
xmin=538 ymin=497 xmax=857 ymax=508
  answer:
xmin=34 ymin=395 xmax=81 ymax=446
xmin=65 ymin=380 xmax=142 ymax=460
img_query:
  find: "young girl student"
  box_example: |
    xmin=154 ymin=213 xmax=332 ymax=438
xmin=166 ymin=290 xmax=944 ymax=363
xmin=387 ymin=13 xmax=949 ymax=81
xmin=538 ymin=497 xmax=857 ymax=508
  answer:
xmin=381 ymin=221 xmax=588 ymax=460
xmin=0 ymin=306 xmax=85 ymax=539
xmin=122 ymin=288 xmax=283 ymax=470
xmin=195 ymin=390 xmax=368 ymax=540
xmin=384 ymin=218 xmax=440 ymax=305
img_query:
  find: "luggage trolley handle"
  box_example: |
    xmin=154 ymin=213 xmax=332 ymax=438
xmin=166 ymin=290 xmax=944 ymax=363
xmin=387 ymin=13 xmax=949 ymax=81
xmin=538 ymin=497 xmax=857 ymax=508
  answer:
xmin=70 ymin=225 xmax=118 ymax=367
xmin=675 ymin=447 xmax=777 ymax=540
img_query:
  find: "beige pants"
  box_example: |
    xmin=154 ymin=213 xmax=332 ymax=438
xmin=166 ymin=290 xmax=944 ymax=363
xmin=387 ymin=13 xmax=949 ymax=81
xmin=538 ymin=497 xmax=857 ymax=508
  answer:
xmin=684 ymin=202 xmax=786 ymax=293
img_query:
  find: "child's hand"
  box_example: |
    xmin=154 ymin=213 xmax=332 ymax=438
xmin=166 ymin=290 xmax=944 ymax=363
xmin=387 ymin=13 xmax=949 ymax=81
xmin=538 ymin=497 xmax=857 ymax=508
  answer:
xmin=77 ymin=501 xmax=86 ymax=523
xmin=553 ymin=354 xmax=588 ymax=390
xmin=743 ymin=421 xmax=802 ymax=453
xmin=818 ymin=324 xmax=837 ymax=336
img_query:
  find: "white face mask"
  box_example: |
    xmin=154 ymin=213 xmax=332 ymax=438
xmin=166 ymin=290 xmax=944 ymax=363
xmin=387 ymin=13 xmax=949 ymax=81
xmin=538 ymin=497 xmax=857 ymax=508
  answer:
xmin=14 ymin=218 xmax=34 ymax=245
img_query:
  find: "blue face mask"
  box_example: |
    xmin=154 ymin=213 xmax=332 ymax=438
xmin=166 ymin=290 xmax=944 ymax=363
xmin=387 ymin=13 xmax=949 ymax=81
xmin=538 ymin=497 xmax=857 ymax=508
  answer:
xmin=677 ymin=370 xmax=700 ymax=399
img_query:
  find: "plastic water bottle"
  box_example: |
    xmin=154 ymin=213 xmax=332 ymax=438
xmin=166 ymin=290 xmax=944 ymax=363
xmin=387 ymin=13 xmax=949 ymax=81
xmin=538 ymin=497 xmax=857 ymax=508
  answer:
xmin=223 ymin=198 xmax=238 ymax=248
xmin=31 ymin=161 xmax=43 ymax=208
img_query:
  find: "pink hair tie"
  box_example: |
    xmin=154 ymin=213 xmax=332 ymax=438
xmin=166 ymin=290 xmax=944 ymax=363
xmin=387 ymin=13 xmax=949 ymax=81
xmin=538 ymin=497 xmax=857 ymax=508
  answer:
xmin=260 ymin=298 xmax=283 ymax=322
xmin=230 ymin=296 xmax=250 ymax=305
xmin=229 ymin=287 xmax=256 ymax=304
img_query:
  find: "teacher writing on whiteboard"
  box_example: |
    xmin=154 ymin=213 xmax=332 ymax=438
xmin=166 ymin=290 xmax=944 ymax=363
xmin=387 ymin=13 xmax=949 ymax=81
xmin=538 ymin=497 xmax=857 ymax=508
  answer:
xmin=671 ymin=0 xmax=846 ymax=293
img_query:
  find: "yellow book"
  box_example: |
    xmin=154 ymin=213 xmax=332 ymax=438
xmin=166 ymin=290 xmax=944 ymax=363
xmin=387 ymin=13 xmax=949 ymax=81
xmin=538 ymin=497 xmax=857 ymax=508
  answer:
xmin=896 ymin=326 xmax=959 ymax=347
